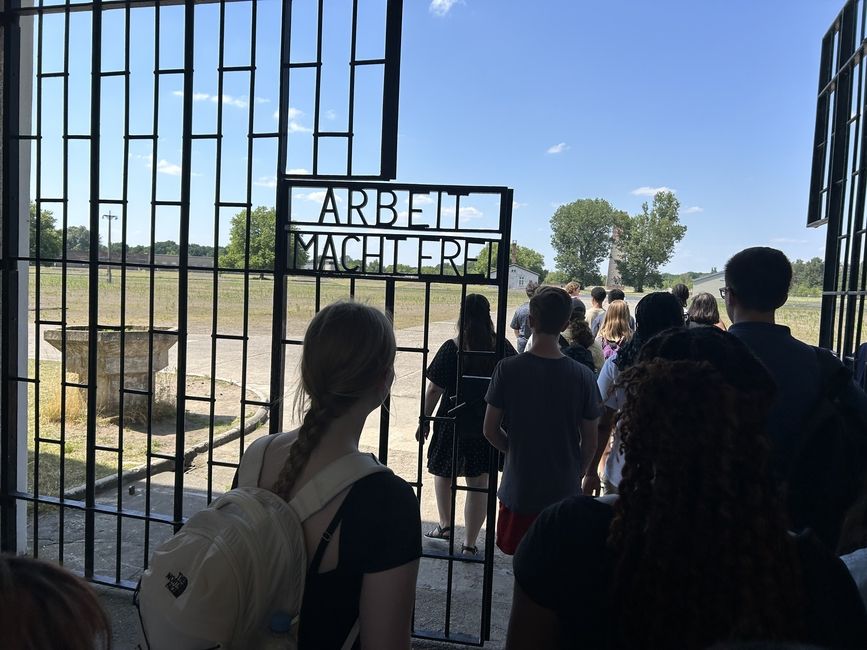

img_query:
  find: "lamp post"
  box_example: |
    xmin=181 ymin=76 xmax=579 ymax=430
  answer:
xmin=102 ymin=212 xmax=119 ymax=283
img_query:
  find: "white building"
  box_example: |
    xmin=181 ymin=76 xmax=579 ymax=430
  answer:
xmin=692 ymin=270 xmax=725 ymax=297
xmin=492 ymin=264 xmax=539 ymax=290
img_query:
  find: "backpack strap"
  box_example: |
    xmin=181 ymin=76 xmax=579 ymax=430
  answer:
xmin=236 ymin=433 xmax=284 ymax=488
xmin=289 ymin=452 xmax=390 ymax=522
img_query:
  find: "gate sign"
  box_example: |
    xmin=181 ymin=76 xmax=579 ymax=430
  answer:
xmin=282 ymin=179 xmax=511 ymax=283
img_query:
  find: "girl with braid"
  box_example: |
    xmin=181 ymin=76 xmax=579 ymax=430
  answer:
xmin=242 ymin=301 xmax=421 ymax=649
xmin=508 ymin=328 xmax=867 ymax=649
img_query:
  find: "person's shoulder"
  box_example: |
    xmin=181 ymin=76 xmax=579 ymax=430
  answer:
xmin=533 ymin=496 xmax=614 ymax=547
xmin=348 ymin=471 xmax=421 ymax=525
xmin=434 ymin=338 xmax=457 ymax=352
xmin=354 ymin=468 xmax=416 ymax=499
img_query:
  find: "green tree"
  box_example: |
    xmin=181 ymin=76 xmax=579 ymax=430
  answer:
xmin=544 ymin=270 xmax=569 ymax=284
xmin=29 ymin=203 xmax=62 ymax=264
xmin=616 ymin=191 xmax=687 ymax=292
xmin=153 ymin=240 xmax=180 ymax=255
xmin=65 ymin=225 xmax=93 ymax=253
xmin=474 ymin=242 xmax=547 ymax=282
xmin=549 ymin=199 xmax=626 ymax=286
xmin=223 ymin=206 xmax=308 ymax=274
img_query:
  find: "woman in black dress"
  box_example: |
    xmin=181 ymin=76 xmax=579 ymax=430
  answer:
xmin=416 ymin=294 xmax=516 ymax=555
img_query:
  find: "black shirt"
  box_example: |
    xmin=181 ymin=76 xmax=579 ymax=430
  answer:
xmin=514 ymin=496 xmax=867 ymax=649
xmin=299 ymin=472 xmax=421 ymax=649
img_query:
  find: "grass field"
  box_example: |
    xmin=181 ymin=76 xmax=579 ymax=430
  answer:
xmin=22 ymin=267 xmax=822 ymax=494
xmin=27 ymin=267 xmax=822 ymax=344
xmin=26 ymin=358 xmax=258 ymax=495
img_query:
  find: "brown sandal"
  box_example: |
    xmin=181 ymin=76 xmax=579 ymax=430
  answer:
xmin=424 ymin=525 xmax=452 ymax=541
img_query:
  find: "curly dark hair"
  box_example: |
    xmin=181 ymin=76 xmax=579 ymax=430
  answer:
xmin=608 ymin=328 xmax=806 ymax=649
xmin=567 ymin=311 xmax=595 ymax=349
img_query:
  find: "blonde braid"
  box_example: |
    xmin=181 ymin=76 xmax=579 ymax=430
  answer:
xmin=270 ymin=300 xmax=396 ymax=501
xmin=273 ymin=402 xmax=334 ymax=501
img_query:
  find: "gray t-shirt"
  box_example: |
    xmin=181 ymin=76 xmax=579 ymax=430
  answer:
xmin=510 ymin=303 xmax=532 ymax=353
xmin=486 ymin=353 xmax=602 ymax=514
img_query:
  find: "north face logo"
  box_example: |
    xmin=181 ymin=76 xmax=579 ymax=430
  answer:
xmin=165 ymin=572 xmax=188 ymax=598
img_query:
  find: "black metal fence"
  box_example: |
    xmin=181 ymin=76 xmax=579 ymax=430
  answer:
xmin=0 ymin=0 xmax=513 ymax=644
xmin=809 ymin=0 xmax=867 ymax=364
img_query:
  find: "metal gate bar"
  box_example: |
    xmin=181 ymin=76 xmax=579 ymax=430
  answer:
xmin=1 ymin=0 xmax=517 ymax=643
xmin=810 ymin=0 xmax=867 ymax=361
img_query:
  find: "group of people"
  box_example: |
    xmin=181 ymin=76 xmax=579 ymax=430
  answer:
xmin=4 ymin=246 xmax=867 ymax=649
xmin=420 ymin=245 xmax=867 ymax=648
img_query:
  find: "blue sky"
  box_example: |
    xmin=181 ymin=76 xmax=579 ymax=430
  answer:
xmin=30 ymin=0 xmax=844 ymax=274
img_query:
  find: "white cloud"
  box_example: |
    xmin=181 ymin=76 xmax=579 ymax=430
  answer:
xmin=173 ymin=90 xmax=266 ymax=108
xmin=287 ymin=121 xmax=313 ymax=134
xmin=430 ymin=0 xmax=459 ymax=16
xmin=770 ymin=237 xmax=809 ymax=244
xmin=294 ymin=190 xmax=343 ymax=203
xmin=683 ymin=206 xmax=704 ymax=214
xmin=325 ymin=109 xmax=337 ymax=120
xmin=550 ymin=201 xmax=566 ymax=209
xmin=287 ymin=168 xmax=310 ymax=175
xmin=273 ymin=106 xmax=304 ymax=121
xmin=405 ymin=195 xmax=435 ymax=206
xmin=173 ymin=90 xmax=210 ymax=102
xmin=214 ymin=94 xmax=247 ymax=109
xmin=253 ymin=176 xmax=277 ymax=188
xmin=631 ymin=186 xmax=676 ymax=196
xmin=546 ymin=142 xmax=569 ymax=154
xmin=513 ymin=200 xmax=528 ymax=210
xmin=155 ymin=159 xmax=183 ymax=176
xmin=442 ymin=205 xmax=483 ymax=220
xmin=139 ymin=153 xmax=198 ymax=177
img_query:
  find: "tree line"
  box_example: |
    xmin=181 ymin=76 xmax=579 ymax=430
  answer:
xmin=29 ymin=202 xmax=826 ymax=295
xmin=28 ymin=204 xmax=308 ymax=271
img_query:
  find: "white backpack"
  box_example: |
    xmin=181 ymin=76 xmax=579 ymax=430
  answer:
xmin=136 ymin=433 xmax=390 ymax=649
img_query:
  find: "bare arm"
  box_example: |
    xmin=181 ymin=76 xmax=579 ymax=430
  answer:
xmin=505 ymin=582 xmax=561 ymax=650
xmin=578 ymin=417 xmax=599 ymax=478
xmin=359 ymin=560 xmax=420 ymax=650
xmin=512 ymin=328 xmax=521 ymax=339
xmin=483 ymin=404 xmax=509 ymax=453
xmin=583 ymin=407 xmax=615 ymax=495
xmin=416 ymin=381 xmax=445 ymax=442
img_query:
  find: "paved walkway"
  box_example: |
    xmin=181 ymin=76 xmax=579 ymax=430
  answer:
xmin=28 ymin=319 xmax=522 ymax=647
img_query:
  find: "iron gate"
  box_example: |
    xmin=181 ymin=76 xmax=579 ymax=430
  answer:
xmin=809 ymin=0 xmax=867 ymax=363
xmin=0 ymin=0 xmax=514 ymax=644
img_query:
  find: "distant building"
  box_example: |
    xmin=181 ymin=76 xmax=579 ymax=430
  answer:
xmin=489 ymin=241 xmax=540 ymax=289
xmin=692 ymin=270 xmax=725 ymax=297
xmin=492 ymin=264 xmax=539 ymax=290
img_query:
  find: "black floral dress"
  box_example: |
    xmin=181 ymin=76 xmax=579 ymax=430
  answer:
xmin=426 ymin=338 xmax=516 ymax=478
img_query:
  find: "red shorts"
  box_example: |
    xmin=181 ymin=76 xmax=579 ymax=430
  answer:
xmin=496 ymin=502 xmax=539 ymax=556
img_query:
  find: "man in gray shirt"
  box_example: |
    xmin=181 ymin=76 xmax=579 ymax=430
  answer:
xmin=485 ymin=286 xmax=601 ymax=555
xmin=509 ymin=281 xmax=538 ymax=353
